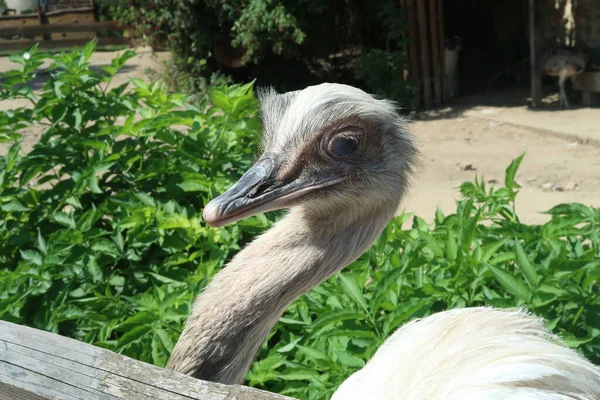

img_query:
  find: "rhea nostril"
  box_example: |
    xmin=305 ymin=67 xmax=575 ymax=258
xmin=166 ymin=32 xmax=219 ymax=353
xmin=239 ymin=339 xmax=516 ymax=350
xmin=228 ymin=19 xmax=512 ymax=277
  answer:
xmin=246 ymin=179 xmax=277 ymax=199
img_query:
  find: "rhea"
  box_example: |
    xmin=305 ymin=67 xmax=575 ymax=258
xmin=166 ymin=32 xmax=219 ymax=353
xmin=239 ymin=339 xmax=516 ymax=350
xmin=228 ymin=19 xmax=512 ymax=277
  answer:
xmin=542 ymin=47 xmax=587 ymax=108
xmin=166 ymin=83 xmax=600 ymax=398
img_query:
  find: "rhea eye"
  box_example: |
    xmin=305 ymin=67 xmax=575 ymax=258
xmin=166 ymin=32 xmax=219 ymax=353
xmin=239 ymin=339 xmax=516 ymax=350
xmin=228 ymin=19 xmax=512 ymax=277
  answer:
xmin=329 ymin=136 xmax=359 ymax=157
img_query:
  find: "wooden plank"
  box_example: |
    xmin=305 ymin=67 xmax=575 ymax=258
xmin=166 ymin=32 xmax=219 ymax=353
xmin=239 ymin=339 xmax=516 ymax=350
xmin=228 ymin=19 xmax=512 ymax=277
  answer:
xmin=0 ymin=382 xmax=49 ymax=400
xmin=47 ymin=12 xmax=96 ymax=40
xmin=405 ymin=0 xmax=421 ymax=108
xmin=0 ymin=37 xmax=128 ymax=51
xmin=416 ymin=0 xmax=432 ymax=109
xmin=0 ymin=14 xmax=40 ymax=21
xmin=44 ymin=8 xmax=96 ymax=17
xmin=0 ymin=21 xmax=123 ymax=36
xmin=428 ymin=0 xmax=442 ymax=105
xmin=0 ymin=15 xmax=40 ymax=41
xmin=0 ymin=321 xmax=293 ymax=400
xmin=437 ymin=0 xmax=445 ymax=103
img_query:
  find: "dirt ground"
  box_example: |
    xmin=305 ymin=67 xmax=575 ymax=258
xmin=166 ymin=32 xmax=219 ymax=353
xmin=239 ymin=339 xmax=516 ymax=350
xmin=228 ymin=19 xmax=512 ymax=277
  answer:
xmin=1 ymin=48 xmax=599 ymax=225
xmin=403 ymin=116 xmax=600 ymax=225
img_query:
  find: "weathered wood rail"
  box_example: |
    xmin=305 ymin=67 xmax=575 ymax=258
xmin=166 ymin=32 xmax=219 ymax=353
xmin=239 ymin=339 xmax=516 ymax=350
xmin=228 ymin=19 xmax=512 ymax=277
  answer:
xmin=0 ymin=20 xmax=127 ymax=51
xmin=0 ymin=4 xmax=128 ymax=52
xmin=0 ymin=21 xmax=123 ymax=37
xmin=0 ymin=321 xmax=294 ymax=400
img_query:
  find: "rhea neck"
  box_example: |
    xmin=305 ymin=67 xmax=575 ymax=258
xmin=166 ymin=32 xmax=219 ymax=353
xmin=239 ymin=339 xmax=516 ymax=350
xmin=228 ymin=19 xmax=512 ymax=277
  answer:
xmin=166 ymin=197 xmax=398 ymax=384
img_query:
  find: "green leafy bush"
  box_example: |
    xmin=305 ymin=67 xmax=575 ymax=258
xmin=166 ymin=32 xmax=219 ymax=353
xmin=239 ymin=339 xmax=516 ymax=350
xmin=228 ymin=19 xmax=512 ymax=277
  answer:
xmin=2 ymin=44 xmax=599 ymax=400
xmin=353 ymin=0 xmax=413 ymax=104
xmin=354 ymin=49 xmax=413 ymax=106
xmin=250 ymin=156 xmax=600 ymax=399
xmin=115 ymin=0 xmax=413 ymax=105
xmin=115 ymin=0 xmax=306 ymax=92
xmin=119 ymin=0 xmax=306 ymax=61
xmin=0 ymin=41 xmax=267 ymax=365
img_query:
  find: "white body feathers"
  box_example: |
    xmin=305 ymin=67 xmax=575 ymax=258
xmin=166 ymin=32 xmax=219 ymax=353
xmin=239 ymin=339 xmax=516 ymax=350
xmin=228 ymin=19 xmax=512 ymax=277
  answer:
xmin=333 ymin=307 xmax=600 ymax=400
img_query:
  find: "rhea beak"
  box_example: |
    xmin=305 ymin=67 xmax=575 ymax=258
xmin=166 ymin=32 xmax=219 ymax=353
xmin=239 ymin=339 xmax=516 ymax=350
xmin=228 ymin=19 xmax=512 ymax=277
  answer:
xmin=203 ymin=154 xmax=344 ymax=227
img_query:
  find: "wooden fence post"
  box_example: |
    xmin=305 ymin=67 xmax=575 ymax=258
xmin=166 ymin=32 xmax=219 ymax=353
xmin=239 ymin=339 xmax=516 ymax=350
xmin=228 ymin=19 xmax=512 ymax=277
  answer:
xmin=416 ymin=0 xmax=432 ymax=109
xmin=0 ymin=320 xmax=295 ymax=400
xmin=529 ymin=0 xmax=542 ymax=107
xmin=429 ymin=0 xmax=442 ymax=105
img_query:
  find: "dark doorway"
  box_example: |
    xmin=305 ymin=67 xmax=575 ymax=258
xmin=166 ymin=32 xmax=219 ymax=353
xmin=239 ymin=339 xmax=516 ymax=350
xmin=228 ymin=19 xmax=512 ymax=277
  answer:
xmin=444 ymin=0 xmax=530 ymax=96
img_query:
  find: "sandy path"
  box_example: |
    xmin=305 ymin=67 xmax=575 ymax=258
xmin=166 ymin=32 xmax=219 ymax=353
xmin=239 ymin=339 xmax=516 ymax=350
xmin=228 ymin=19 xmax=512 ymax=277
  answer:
xmin=403 ymin=116 xmax=600 ymax=225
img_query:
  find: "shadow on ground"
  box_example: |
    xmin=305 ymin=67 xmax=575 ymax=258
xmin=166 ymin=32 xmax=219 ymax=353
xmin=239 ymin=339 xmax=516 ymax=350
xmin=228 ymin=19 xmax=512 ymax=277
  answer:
xmin=413 ymin=85 xmax=594 ymax=122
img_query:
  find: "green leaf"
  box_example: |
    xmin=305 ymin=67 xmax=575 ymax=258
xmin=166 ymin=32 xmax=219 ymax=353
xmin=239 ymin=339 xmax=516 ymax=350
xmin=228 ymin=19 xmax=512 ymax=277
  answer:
xmin=543 ymin=203 xmax=594 ymax=217
xmin=131 ymin=78 xmax=148 ymax=90
xmin=115 ymin=311 xmax=157 ymax=332
xmin=337 ymin=273 xmax=368 ymax=312
xmin=514 ymin=240 xmax=540 ymax=288
xmin=1 ymin=200 xmax=29 ymax=212
xmin=177 ymin=180 xmax=206 ymax=192
xmin=151 ymin=333 xmax=167 ymax=367
xmin=481 ymin=238 xmax=509 ymax=263
xmin=81 ymin=39 xmax=96 ymax=61
xmin=211 ymin=91 xmax=231 ymax=112
xmin=7 ymin=141 xmax=20 ymax=172
xmin=311 ymin=310 xmax=367 ymax=330
xmin=296 ymin=345 xmax=328 ymax=361
xmin=562 ymin=333 xmax=594 ymax=348
xmin=113 ymin=230 xmax=125 ymax=253
xmin=134 ymin=192 xmax=156 ymax=207
xmin=88 ymin=175 xmax=103 ymax=194
xmin=155 ymin=329 xmax=174 ymax=353
xmin=20 ymin=249 xmax=43 ymax=266
xmin=505 ymin=153 xmax=525 ymax=192
xmin=156 ymin=213 xmax=191 ymax=229
xmin=334 ymin=348 xmax=365 ymax=368
xmin=445 ymin=228 xmax=458 ymax=261
xmin=486 ymin=264 xmax=532 ymax=301
xmin=277 ymin=368 xmax=320 ymax=381
xmin=72 ymin=108 xmax=82 ymax=130
xmin=322 ymin=329 xmax=378 ymax=340
xmin=91 ymin=239 xmax=119 ymax=256
xmin=52 ymin=212 xmax=76 ymax=229
xmin=36 ymin=228 xmax=47 ymax=256
xmin=116 ymin=325 xmax=153 ymax=350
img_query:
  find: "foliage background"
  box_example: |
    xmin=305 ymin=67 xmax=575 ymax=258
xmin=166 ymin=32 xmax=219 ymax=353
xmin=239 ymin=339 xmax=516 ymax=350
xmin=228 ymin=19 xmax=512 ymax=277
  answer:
xmin=1 ymin=45 xmax=599 ymax=400
xmin=115 ymin=0 xmax=414 ymax=105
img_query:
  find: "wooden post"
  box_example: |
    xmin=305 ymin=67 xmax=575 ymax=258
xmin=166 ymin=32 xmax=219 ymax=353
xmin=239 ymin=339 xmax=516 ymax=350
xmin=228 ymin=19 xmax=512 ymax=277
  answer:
xmin=400 ymin=0 xmax=409 ymax=80
xmin=0 ymin=320 xmax=294 ymax=400
xmin=405 ymin=0 xmax=422 ymax=108
xmin=416 ymin=0 xmax=432 ymax=109
xmin=529 ymin=0 xmax=542 ymax=107
xmin=437 ymin=0 xmax=446 ymax=103
xmin=429 ymin=0 xmax=442 ymax=105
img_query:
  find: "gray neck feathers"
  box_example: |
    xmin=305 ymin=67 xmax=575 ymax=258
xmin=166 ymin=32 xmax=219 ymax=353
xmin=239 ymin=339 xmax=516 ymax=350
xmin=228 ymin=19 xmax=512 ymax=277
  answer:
xmin=166 ymin=202 xmax=396 ymax=384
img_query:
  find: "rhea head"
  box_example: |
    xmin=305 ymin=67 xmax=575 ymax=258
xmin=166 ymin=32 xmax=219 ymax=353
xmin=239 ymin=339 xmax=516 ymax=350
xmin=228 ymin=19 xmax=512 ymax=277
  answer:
xmin=166 ymin=83 xmax=418 ymax=384
xmin=203 ymin=83 xmax=418 ymax=228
